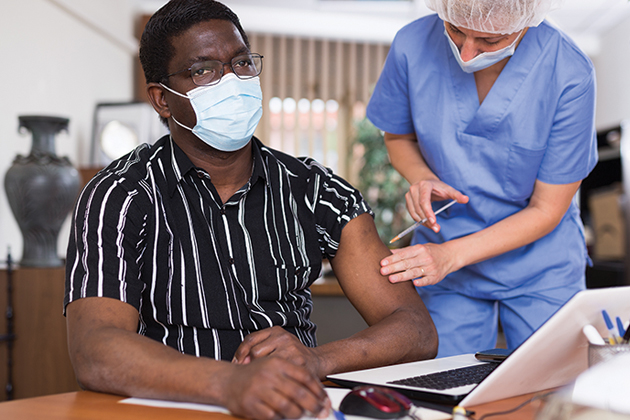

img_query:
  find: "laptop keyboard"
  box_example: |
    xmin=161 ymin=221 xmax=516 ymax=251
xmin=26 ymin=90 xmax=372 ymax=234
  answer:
xmin=387 ymin=362 xmax=499 ymax=390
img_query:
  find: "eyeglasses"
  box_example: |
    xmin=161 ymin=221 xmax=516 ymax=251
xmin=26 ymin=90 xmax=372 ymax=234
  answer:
xmin=163 ymin=53 xmax=263 ymax=86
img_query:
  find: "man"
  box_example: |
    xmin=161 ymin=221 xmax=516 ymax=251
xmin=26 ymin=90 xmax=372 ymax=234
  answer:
xmin=64 ymin=1 xmax=437 ymax=420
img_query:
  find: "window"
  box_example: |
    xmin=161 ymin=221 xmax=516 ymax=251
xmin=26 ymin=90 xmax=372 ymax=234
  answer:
xmin=249 ymin=33 xmax=389 ymax=181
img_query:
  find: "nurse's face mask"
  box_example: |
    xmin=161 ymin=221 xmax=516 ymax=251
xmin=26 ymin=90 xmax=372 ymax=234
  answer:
xmin=160 ymin=55 xmax=264 ymax=152
xmin=444 ymin=27 xmax=523 ymax=74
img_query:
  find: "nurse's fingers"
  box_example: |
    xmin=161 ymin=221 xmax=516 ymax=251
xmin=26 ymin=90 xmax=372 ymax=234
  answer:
xmin=449 ymin=191 xmax=470 ymax=209
xmin=380 ymin=245 xmax=431 ymax=282
xmin=406 ymin=183 xmax=438 ymax=228
xmin=422 ymin=192 xmax=470 ymax=231
xmin=420 ymin=190 xmax=442 ymax=232
xmin=413 ymin=275 xmax=440 ymax=287
xmin=405 ymin=190 xmax=425 ymax=223
xmin=406 ymin=180 xmax=470 ymax=233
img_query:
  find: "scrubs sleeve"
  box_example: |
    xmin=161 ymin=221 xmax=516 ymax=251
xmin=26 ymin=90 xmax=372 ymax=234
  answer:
xmin=537 ymin=68 xmax=598 ymax=185
xmin=366 ymin=35 xmax=416 ymax=135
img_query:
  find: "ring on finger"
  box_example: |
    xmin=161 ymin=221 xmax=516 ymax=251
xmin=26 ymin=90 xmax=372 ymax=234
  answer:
xmin=420 ymin=267 xmax=426 ymax=276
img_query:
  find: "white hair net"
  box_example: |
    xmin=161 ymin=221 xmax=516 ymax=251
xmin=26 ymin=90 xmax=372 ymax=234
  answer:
xmin=424 ymin=0 xmax=564 ymax=34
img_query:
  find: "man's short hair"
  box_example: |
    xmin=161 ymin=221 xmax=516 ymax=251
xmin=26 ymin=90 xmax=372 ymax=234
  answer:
xmin=139 ymin=0 xmax=250 ymax=87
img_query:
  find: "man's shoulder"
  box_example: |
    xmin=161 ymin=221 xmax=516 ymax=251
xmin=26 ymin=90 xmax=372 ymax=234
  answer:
xmin=86 ymin=135 xmax=170 ymax=193
xmin=255 ymin=140 xmax=363 ymax=202
xmin=256 ymin=140 xmax=332 ymax=178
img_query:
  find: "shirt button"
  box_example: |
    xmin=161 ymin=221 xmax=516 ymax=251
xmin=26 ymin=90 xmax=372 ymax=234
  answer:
xmin=229 ymin=258 xmax=235 ymax=265
xmin=220 ymin=208 xmax=226 ymax=215
xmin=197 ymin=172 xmax=204 ymax=179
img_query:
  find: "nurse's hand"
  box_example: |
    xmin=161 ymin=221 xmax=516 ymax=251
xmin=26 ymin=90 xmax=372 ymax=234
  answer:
xmin=406 ymin=180 xmax=468 ymax=233
xmin=380 ymin=242 xmax=458 ymax=287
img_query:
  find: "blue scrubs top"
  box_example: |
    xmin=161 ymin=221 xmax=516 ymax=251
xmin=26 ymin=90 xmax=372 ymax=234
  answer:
xmin=367 ymin=15 xmax=598 ymax=300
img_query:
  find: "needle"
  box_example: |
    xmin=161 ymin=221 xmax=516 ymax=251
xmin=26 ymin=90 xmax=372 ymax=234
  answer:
xmin=389 ymin=200 xmax=457 ymax=244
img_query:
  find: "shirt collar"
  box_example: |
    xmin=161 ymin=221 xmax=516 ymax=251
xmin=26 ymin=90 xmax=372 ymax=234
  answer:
xmin=250 ymin=137 xmax=269 ymax=188
xmin=166 ymin=136 xmax=196 ymax=196
xmin=166 ymin=136 xmax=268 ymax=196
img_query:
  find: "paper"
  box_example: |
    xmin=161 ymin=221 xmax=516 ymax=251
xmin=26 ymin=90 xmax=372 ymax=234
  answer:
xmin=571 ymin=352 xmax=630 ymax=414
xmin=120 ymin=387 xmax=451 ymax=420
xmin=120 ymin=397 xmax=231 ymax=414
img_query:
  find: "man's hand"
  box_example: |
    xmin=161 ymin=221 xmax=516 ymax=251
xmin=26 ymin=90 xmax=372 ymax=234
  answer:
xmin=224 ymin=356 xmax=330 ymax=420
xmin=232 ymin=326 xmax=324 ymax=379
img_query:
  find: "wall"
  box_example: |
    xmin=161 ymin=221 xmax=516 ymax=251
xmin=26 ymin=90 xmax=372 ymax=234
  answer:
xmin=136 ymin=0 xmax=427 ymax=44
xmin=593 ymin=13 xmax=630 ymax=131
xmin=0 ymin=0 xmax=136 ymax=263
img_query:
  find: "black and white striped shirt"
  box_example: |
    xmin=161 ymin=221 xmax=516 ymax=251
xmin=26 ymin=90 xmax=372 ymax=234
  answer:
xmin=65 ymin=136 xmax=372 ymax=360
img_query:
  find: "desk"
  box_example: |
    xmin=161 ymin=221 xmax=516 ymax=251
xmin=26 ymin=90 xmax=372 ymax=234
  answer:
xmin=0 ymin=390 xmax=551 ymax=420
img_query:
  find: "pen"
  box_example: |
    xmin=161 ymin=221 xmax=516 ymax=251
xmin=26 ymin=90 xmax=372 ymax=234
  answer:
xmin=333 ymin=409 xmax=345 ymax=420
xmin=616 ymin=316 xmax=626 ymax=341
xmin=389 ymin=200 xmax=457 ymax=244
xmin=582 ymin=324 xmax=606 ymax=345
xmin=602 ymin=310 xmax=619 ymax=344
xmin=624 ymin=318 xmax=630 ymax=343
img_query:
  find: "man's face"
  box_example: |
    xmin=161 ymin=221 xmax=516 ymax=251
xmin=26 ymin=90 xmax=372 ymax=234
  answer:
xmin=163 ymin=19 xmax=250 ymax=134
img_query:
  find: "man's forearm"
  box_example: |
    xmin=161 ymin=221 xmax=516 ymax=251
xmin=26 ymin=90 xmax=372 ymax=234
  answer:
xmin=71 ymin=324 xmax=232 ymax=404
xmin=313 ymin=303 xmax=437 ymax=378
xmin=68 ymin=313 xmax=329 ymax=420
xmin=314 ymin=213 xmax=438 ymax=378
xmin=65 ymin=297 xmax=223 ymax=403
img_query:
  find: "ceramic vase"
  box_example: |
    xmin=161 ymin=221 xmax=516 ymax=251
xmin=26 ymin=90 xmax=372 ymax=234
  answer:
xmin=4 ymin=115 xmax=80 ymax=267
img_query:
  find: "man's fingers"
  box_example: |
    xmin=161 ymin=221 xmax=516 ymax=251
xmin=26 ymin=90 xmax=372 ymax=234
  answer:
xmin=248 ymin=341 xmax=277 ymax=360
xmin=228 ymin=358 xmax=327 ymax=420
xmin=264 ymin=361 xmax=327 ymax=419
xmin=233 ymin=329 xmax=273 ymax=362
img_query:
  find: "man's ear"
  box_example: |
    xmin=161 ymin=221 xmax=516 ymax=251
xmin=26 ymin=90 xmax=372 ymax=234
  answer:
xmin=146 ymin=82 xmax=172 ymax=120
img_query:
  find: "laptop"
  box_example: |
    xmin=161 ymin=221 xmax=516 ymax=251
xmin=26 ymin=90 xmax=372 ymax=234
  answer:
xmin=327 ymin=286 xmax=630 ymax=407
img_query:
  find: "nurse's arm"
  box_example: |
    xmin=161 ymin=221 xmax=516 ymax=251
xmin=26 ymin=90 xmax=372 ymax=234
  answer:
xmin=447 ymin=179 xmax=582 ymax=268
xmin=384 ymin=132 xmax=436 ymax=184
xmin=383 ymin=179 xmax=581 ymax=285
xmin=384 ymin=132 xmax=469 ymax=229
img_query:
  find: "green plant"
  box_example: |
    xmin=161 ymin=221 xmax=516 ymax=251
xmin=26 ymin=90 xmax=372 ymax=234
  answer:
xmin=354 ymin=118 xmax=413 ymax=247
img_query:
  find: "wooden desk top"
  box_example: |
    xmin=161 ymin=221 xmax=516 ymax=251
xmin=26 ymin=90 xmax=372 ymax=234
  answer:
xmin=0 ymin=390 xmax=553 ymax=420
xmin=0 ymin=391 xmax=229 ymax=420
xmin=310 ymin=275 xmax=344 ymax=296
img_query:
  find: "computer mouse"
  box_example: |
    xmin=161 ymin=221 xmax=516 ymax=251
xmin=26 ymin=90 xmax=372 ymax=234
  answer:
xmin=339 ymin=386 xmax=412 ymax=419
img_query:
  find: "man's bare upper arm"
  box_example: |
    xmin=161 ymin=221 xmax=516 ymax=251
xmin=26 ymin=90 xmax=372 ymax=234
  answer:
xmin=66 ymin=297 xmax=139 ymax=351
xmin=329 ymin=213 xmax=426 ymax=325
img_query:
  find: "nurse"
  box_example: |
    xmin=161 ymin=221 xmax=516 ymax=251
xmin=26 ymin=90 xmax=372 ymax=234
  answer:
xmin=367 ymin=0 xmax=598 ymax=357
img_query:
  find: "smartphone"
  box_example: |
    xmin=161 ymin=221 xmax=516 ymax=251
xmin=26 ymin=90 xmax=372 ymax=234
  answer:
xmin=474 ymin=348 xmax=512 ymax=362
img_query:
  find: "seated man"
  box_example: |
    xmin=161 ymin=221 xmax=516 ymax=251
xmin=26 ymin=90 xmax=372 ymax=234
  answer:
xmin=64 ymin=1 xmax=437 ymax=419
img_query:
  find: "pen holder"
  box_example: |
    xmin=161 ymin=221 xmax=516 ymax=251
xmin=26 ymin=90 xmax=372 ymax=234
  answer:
xmin=588 ymin=343 xmax=630 ymax=367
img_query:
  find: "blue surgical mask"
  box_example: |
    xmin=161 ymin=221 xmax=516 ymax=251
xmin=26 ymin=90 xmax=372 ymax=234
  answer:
xmin=444 ymin=28 xmax=523 ymax=74
xmin=161 ymin=73 xmax=263 ymax=152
